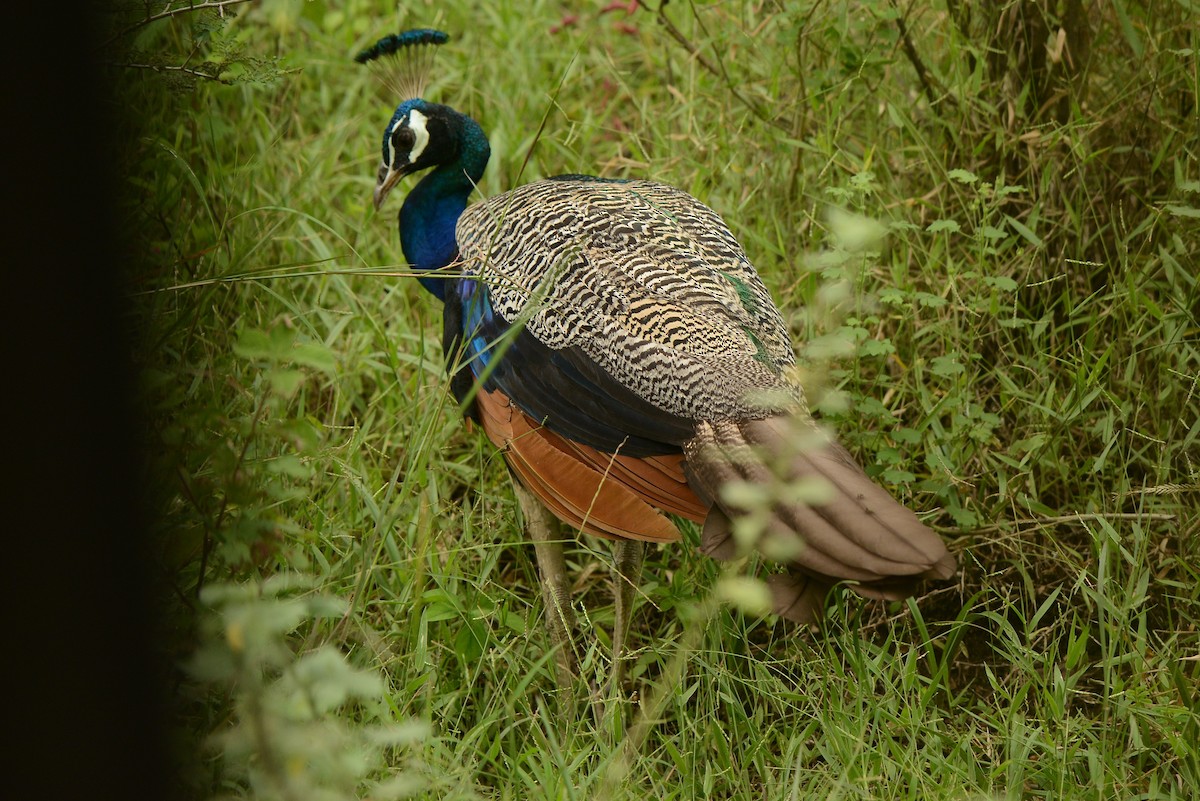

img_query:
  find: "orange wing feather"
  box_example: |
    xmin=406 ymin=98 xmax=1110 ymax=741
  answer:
xmin=474 ymin=388 xmax=706 ymax=542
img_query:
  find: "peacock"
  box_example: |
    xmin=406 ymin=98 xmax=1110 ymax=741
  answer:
xmin=358 ymin=30 xmax=955 ymax=684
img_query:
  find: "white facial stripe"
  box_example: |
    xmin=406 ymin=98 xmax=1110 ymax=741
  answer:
xmin=407 ymin=109 xmax=431 ymax=164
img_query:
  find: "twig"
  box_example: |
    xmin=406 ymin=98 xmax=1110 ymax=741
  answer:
xmin=943 ymin=511 xmax=1177 ymax=536
xmin=889 ymin=0 xmax=956 ymax=108
xmin=115 ymin=62 xmax=230 ymax=84
xmin=98 ymin=0 xmax=256 ymax=50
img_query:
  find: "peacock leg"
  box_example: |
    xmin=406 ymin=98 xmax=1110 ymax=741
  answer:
xmin=609 ymin=538 xmax=645 ymax=696
xmin=512 ymin=480 xmax=577 ymax=688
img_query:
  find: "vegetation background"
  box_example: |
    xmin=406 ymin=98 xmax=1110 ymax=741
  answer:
xmin=86 ymin=0 xmax=1200 ymax=798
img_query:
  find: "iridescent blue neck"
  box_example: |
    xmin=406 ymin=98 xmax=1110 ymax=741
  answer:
xmin=399 ymin=114 xmax=489 ymax=301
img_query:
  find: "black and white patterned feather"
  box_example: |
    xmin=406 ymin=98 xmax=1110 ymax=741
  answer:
xmin=457 ymin=177 xmax=800 ymax=421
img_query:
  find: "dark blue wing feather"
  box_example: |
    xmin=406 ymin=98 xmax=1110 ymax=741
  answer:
xmin=444 ymin=277 xmax=694 ymax=457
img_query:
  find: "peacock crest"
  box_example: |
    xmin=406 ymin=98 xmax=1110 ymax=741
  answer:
xmin=355 ymin=29 xmax=449 ymax=103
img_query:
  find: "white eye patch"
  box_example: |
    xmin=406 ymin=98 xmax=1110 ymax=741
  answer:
xmin=407 ymin=108 xmax=430 ymax=163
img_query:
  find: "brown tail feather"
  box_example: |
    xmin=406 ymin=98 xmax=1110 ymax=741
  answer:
xmin=684 ymin=416 xmax=956 ymax=623
xmin=474 ymin=388 xmax=954 ymax=623
xmin=475 ymin=388 xmax=693 ymax=542
xmin=765 ymin=573 xmax=832 ymax=625
xmin=556 ymin=439 xmax=707 ymax=523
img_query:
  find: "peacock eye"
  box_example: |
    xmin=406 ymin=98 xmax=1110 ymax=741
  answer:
xmin=393 ymin=126 xmax=416 ymax=154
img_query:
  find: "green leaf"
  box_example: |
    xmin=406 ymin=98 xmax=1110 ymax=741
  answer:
xmin=305 ymin=595 xmax=348 ymax=618
xmin=231 ymin=597 xmax=312 ymax=639
xmin=778 ymin=476 xmax=835 ymax=506
xmin=422 ymin=603 xmax=459 ymax=624
xmin=915 ymin=291 xmax=947 ymax=308
xmin=1013 ymin=433 xmax=1049 ymax=454
xmin=1112 ymin=0 xmax=1144 ymax=58
xmin=273 ymin=647 xmax=385 ymax=716
xmin=279 ymin=418 xmax=323 ymax=451
xmin=930 ymin=355 xmax=964 ymax=377
xmin=716 ymin=576 xmax=772 ymax=616
xmin=876 ymin=446 xmax=902 ymax=465
xmin=826 ymin=207 xmax=887 ymax=251
xmin=926 ymin=218 xmax=961 ymax=234
xmin=292 ymin=342 xmax=337 ymax=372
xmin=266 ymin=454 xmax=312 ymax=479
xmin=856 ymin=396 xmax=895 ymax=420
xmin=366 ymin=720 xmax=433 ymax=747
xmin=720 ymin=480 xmax=771 ymax=510
xmin=260 ymin=573 xmax=319 ymax=597
xmin=1004 ymin=214 xmax=1043 ymax=247
xmin=948 ymin=168 xmax=978 ymax=184
xmin=1165 ymin=204 xmax=1200 ymax=218
xmin=1175 ymin=161 xmax=1200 ymax=194
xmin=369 ymin=773 xmax=429 ymax=800
xmin=838 ymin=325 xmax=869 ymax=343
xmin=268 ymin=368 xmax=306 ymax=395
xmin=803 ymin=332 xmax=858 ymax=360
xmin=949 ymin=506 xmax=979 ymax=529
xmin=454 ymin=618 xmax=488 ymax=663
xmin=881 ymin=468 xmax=916 ymax=484
xmin=233 ymin=327 xmax=284 ymax=360
xmin=860 ymin=338 xmax=896 ymax=357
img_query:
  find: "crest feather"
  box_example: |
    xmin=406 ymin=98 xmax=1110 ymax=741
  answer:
xmin=355 ymin=29 xmax=449 ymax=101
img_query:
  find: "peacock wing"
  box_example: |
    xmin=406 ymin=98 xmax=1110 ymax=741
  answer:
xmin=456 ymin=178 xmax=799 ymax=423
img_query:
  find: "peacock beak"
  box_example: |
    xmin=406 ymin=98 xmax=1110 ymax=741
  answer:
xmin=373 ymin=161 xmax=408 ymax=211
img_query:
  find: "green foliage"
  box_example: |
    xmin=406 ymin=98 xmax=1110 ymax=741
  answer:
xmin=111 ymin=0 xmax=1199 ymax=799
xmin=191 ymin=576 xmax=431 ymax=800
xmin=101 ymin=2 xmax=293 ymax=91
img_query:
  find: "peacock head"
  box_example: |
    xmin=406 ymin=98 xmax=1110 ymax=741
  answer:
xmin=357 ymin=29 xmax=489 ymax=211
xmin=373 ymin=98 xmax=464 ymax=209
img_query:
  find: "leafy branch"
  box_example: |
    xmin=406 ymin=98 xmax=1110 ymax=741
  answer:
xmin=102 ymin=0 xmax=287 ymax=88
xmin=98 ymin=0 xmax=255 ymax=50
xmin=119 ymin=60 xmax=231 ymax=84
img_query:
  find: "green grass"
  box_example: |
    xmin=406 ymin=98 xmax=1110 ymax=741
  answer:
xmin=112 ymin=1 xmax=1198 ymax=799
